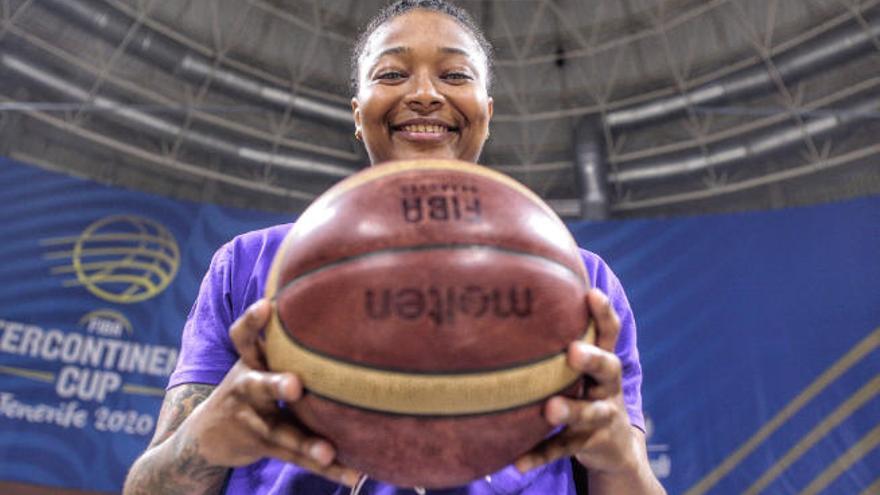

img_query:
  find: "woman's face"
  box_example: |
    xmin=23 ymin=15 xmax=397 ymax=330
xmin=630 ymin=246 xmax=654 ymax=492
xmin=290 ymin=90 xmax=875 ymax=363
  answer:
xmin=352 ymin=10 xmax=493 ymax=165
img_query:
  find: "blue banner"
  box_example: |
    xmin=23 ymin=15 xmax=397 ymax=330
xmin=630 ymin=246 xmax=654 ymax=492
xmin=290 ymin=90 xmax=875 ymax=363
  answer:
xmin=1 ymin=156 xmax=878 ymax=493
xmin=569 ymin=192 xmax=880 ymax=494
xmin=0 ymin=157 xmax=288 ymax=492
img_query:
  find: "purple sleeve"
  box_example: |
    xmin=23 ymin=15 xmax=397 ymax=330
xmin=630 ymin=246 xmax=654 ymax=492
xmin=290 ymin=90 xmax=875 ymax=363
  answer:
xmin=167 ymin=225 xmax=290 ymax=390
xmin=166 ymin=242 xmax=238 ymax=389
xmin=580 ymin=249 xmax=645 ymax=432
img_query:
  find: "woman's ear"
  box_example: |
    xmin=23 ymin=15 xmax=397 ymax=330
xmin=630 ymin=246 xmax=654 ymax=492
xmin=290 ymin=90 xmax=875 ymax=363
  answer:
xmin=351 ymin=97 xmax=362 ymax=129
xmin=485 ymin=96 xmax=494 ymax=140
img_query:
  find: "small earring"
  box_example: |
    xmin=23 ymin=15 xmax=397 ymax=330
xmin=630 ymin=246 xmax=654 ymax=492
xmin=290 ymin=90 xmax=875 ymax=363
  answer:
xmin=354 ymin=129 xmax=363 ymax=141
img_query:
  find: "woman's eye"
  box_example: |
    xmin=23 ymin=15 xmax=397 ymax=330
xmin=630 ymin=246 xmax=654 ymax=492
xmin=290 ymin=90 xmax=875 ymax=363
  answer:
xmin=443 ymin=72 xmax=473 ymax=81
xmin=376 ymin=71 xmax=405 ymax=80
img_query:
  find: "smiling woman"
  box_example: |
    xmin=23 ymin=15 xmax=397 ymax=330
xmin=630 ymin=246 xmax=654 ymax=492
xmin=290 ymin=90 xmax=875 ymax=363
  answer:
xmin=121 ymin=1 xmax=665 ymax=495
xmin=351 ymin=8 xmax=494 ymax=165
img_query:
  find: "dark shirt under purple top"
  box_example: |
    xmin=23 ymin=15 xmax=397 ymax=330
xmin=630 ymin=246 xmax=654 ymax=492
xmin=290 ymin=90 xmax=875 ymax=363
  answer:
xmin=169 ymin=224 xmax=644 ymax=494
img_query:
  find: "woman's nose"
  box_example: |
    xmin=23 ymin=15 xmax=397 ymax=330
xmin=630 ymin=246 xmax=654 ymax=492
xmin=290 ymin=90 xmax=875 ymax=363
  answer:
xmin=405 ymin=72 xmax=443 ymax=111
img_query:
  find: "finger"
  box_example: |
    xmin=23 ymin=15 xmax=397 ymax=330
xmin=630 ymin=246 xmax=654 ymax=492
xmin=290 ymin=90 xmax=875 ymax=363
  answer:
xmin=230 ymin=298 xmax=272 ymax=370
xmin=230 ymin=367 xmax=303 ymax=410
xmin=544 ymin=396 xmax=615 ymax=430
xmin=234 ymin=408 xmax=333 ymax=465
xmin=265 ymin=444 xmax=362 ymax=487
xmin=514 ymin=431 xmax=590 ymax=473
xmin=568 ymin=342 xmax=622 ymax=399
xmin=265 ymin=420 xmax=336 ymax=466
xmin=587 ymin=289 xmax=620 ymax=352
xmin=234 ymin=407 xmax=272 ymax=440
xmin=516 ymin=397 xmax=617 ymax=473
xmin=239 ymin=406 xmax=341 ymax=471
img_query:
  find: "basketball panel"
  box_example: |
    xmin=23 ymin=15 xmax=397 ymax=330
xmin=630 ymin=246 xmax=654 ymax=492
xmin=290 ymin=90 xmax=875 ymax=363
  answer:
xmin=275 ymin=247 xmax=589 ymax=371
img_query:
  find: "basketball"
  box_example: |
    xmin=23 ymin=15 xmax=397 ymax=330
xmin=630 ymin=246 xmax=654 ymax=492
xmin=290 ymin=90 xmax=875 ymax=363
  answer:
xmin=264 ymin=159 xmax=594 ymax=488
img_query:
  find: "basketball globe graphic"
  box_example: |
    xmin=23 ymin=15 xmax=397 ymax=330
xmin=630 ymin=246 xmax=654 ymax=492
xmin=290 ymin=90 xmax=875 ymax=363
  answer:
xmin=71 ymin=215 xmax=180 ymax=303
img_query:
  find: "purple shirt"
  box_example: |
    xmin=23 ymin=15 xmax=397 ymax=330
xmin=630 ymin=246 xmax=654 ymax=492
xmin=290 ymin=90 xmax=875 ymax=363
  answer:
xmin=170 ymin=224 xmax=644 ymax=495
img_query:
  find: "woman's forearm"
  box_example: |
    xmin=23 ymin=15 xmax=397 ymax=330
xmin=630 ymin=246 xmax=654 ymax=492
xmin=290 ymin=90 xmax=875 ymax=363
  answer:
xmin=123 ymin=383 xmax=227 ymax=495
xmin=123 ymin=427 xmax=228 ymax=495
xmin=588 ymin=429 xmax=666 ymax=495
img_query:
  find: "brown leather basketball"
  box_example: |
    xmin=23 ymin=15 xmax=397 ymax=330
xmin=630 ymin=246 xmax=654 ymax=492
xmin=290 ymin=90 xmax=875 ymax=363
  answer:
xmin=264 ymin=159 xmax=593 ymax=488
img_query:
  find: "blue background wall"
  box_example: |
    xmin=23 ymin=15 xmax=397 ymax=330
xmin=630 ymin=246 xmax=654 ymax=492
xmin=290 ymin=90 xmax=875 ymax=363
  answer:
xmin=1 ymin=157 xmax=877 ymax=494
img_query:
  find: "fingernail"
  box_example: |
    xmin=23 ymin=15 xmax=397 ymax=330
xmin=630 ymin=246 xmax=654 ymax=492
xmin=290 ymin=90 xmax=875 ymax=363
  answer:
xmin=277 ymin=376 xmax=290 ymax=397
xmin=550 ymin=400 xmax=570 ymax=424
xmin=557 ymin=402 xmax=570 ymax=421
xmin=248 ymin=299 xmax=265 ymax=314
xmin=574 ymin=340 xmax=592 ymax=355
xmin=309 ymin=442 xmax=331 ymax=465
xmin=575 ymin=342 xmax=594 ymax=366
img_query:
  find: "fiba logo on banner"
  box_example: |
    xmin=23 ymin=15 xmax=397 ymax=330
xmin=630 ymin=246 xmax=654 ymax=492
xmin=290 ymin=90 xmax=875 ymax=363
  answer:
xmin=43 ymin=215 xmax=180 ymax=303
xmin=0 ymin=215 xmax=181 ymax=434
xmin=34 ymin=214 xmax=180 ymax=403
xmin=78 ymin=309 xmax=133 ymax=337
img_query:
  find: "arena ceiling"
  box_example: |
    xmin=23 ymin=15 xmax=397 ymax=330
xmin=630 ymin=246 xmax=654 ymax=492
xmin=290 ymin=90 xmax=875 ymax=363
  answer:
xmin=1 ymin=0 xmax=878 ymax=217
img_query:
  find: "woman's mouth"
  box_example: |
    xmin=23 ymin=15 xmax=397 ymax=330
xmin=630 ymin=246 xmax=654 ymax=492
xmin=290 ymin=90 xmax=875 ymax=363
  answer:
xmin=391 ymin=123 xmax=459 ymax=142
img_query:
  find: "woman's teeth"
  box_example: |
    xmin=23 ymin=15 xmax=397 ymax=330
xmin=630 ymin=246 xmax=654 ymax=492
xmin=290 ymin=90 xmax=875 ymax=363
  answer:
xmin=400 ymin=124 xmax=447 ymax=133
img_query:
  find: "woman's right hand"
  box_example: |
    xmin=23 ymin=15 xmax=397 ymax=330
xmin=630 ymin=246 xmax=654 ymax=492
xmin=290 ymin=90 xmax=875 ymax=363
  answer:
xmin=179 ymin=298 xmax=362 ymax=486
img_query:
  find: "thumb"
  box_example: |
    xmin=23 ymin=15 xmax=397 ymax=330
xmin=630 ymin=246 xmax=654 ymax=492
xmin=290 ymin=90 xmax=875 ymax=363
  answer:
xmin=231 ymin=298 xmax=272 ymax=370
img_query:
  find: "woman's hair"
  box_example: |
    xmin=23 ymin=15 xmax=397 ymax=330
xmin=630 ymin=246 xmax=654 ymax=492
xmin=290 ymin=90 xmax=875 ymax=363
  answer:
xmin=350 ymin=0 xmax=494 ymax=94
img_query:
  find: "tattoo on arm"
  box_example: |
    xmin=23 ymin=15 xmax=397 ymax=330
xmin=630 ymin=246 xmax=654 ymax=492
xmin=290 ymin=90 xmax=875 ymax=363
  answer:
xmin=176 ymin=436 xmax=230 ymax=484
xmin=124 ymin=384 xmax=228 ymax=495
xmin=150 ymin=383 xmax=214 ymax=447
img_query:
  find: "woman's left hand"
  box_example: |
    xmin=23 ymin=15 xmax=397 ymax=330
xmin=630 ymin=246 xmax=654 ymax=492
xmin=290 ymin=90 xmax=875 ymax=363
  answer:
xmin=514 ymin=288 xmax=642 ymax=477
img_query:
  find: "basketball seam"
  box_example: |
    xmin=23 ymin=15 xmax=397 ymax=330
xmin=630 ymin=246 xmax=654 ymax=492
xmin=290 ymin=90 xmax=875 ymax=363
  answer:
xmin=276 ymin=316 xmax=583 ymax=376
xmin=275 ymin=242 xmax=585 ymax=297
